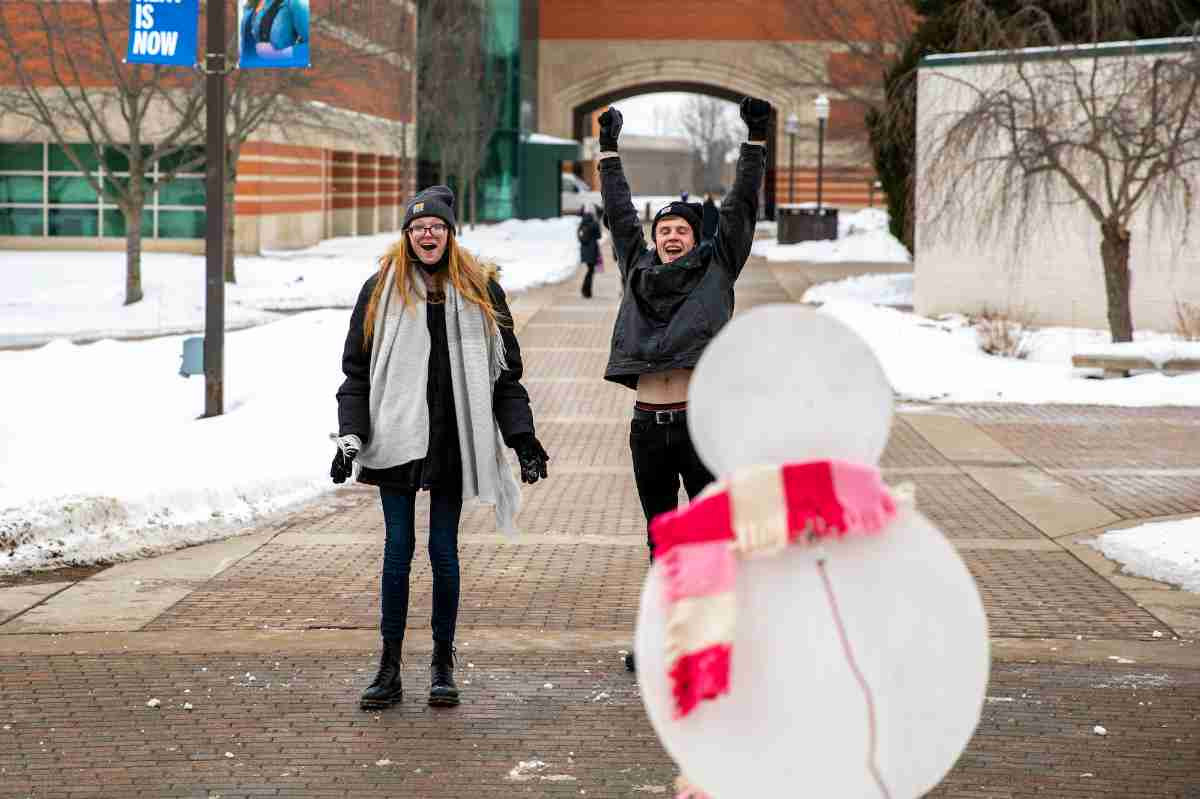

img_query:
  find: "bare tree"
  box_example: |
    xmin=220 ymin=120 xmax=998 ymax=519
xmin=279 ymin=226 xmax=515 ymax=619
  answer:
xmin=745 ymin=0 xmax=918 ymax=115
xmin=0 ymin=0 xmax=205 ymax=304
xmin=416 ymin=0 xmax=506 ymax=223
xmin=921 ymin=2 xmax=1200 ymax=342
xmin=679 ymin=95 xmax=739 ymax=194
xmin=434 ymin=1 xmax=504 ymax=228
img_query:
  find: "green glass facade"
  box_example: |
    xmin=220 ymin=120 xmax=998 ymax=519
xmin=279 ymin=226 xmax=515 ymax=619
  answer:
xmin=477 ymin=0 xmax=521 ymax=220
xmin=419 ymin=0 xmax=576 ymax=220
xmin=0 ymin=142 xmax=205 ymax=239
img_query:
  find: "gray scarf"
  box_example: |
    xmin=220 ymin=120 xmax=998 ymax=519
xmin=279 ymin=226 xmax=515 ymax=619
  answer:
xmin=357 ymin=264 xmax=522 ymax=535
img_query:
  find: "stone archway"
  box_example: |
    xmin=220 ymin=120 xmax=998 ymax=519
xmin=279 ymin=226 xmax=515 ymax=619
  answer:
xmin=562 ymin=76 xmax=782 ymax=218
xmin=539 ymin=47 xmax=874 ymax=216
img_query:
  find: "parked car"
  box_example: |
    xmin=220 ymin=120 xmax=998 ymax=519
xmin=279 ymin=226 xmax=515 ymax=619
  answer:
xmin=560 ymin=172 xmax=602 ymax=216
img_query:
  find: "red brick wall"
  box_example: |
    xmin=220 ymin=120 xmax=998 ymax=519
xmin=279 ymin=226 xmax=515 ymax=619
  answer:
xmin=540 ymin=0 xmax=908 ymax=42
xmin=235 ymin=140 xmax=414 ymax=218
xmin=0 ymin=0 xmax=415 ymax=122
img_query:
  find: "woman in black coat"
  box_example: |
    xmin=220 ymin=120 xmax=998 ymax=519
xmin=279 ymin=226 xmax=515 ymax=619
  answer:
xmin=332 ymin=185 xmax=550 ymax=711
xmin=578 ymin=208 xmax=602 ymax=298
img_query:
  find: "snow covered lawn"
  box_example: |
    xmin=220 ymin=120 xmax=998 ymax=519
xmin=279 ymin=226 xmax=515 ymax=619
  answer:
xmin=820 ymin=302 xmax=1200 ymax=405
xmin=752 ymin=208 xmax=912 ymax=264
xmin=0 ymin=217 xmax=582 ymax=347
xmin=0 ymin=311 xmax=349 ymax=574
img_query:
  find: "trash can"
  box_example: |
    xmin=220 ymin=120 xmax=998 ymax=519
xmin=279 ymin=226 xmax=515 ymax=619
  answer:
xmin=777 ymin=205 xmax=839 ymax=244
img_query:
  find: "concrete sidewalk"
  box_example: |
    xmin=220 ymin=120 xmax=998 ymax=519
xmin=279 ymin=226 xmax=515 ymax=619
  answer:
xmin=2 ymin=259 xmax=1198 ymax=798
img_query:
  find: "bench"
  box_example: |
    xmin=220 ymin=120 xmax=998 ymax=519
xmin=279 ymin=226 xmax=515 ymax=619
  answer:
xmin=1072 ymin=353 xmax=1200 ymax=378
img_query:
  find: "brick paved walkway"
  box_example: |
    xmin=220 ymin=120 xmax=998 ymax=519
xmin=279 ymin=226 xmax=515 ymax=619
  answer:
xmin=2 ymin=258 xmax=1199 ymax=798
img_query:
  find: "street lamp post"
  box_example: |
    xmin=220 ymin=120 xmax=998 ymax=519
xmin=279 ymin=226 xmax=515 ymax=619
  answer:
xmin=203 ymin=0 xmax=227 ymax=418
xmin=814 ymin=94 xmax=830 ymax=212
xmin=784 ymin=112 xmax=799 ymax=205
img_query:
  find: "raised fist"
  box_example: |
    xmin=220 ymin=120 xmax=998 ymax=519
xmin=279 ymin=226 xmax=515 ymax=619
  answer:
xmin=739 ymin=97 xmax=772 ymax=141
xmin=598 ymin=106 xmax=623 ymax=152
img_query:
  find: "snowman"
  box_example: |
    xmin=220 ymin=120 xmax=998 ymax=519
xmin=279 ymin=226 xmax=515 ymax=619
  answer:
xmin=634 ymin=305 xmax=990 ymax=798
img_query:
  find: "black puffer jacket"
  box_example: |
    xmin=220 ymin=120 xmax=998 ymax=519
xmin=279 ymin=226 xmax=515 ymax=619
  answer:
xmin=336 ymin=268 xmax=535 ymax=490
xmin=600 ymin=143 xmax=766 ymax=389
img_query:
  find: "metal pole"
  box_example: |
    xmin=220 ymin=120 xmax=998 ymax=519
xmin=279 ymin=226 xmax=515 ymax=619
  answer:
xmin=788 ymin=133 xmax=795 ymax=205
xmin=816 ymin=117 xmax=825 ymax=212
xmin=203 ymin=0 xmax=227 ymax=418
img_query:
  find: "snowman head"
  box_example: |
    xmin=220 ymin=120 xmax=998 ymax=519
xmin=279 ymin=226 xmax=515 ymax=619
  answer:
xmin=688 ymin=305 xmax=894 ymax=476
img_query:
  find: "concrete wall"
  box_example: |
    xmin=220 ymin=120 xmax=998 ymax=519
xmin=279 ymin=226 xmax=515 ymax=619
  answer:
xmin=915 ymin=51 xmax=1200 ymax=333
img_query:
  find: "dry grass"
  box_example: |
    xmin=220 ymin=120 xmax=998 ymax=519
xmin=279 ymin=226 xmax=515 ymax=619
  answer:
xmin=974 ymin=306 xmax=1035 ymax=359
xmin=1174 ymin=300 xmax=1200 ymax=341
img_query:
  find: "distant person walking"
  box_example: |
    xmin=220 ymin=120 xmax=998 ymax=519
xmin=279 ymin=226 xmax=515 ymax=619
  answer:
xmin=701 ymin=193 xmax=718 ymax=244
xmin=578 ymin=208 xmax=602 ymax=298
xmin=332 ymin=185 xmax=550 ymax=711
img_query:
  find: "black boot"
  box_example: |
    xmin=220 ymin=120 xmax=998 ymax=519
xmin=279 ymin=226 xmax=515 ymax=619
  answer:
xmin=429 ymin=640 xmax=460 ymax=706
xmin=359 ymin=638 xmax=403 ymax=710
xmin=624 ymin=652 xmax=635 ymax=673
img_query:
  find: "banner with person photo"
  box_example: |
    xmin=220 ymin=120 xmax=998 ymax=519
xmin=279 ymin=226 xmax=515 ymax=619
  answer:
xmin=238 ymin=0 xmax=310 ymax=69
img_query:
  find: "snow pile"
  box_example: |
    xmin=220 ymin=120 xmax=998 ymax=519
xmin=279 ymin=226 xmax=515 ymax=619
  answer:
xmin=752 ymin=208 xmax=911 ymax=263
xmin=817 ymin=302 xmax=1200 ymax=405
xmin=0 ymin=311 xmax=351 ymax=574
xmin=803 ymin=273 xmax=913 ymax=306
xmin=1093 ymin=519 xmax=1200 ymax=592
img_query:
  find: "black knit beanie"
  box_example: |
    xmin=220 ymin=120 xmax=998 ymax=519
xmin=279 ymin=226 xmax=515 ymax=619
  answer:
xmin=651 ymin=201 xmax=703 ymax=242
xmin=403 ymin=184 xmax=457 ymax=232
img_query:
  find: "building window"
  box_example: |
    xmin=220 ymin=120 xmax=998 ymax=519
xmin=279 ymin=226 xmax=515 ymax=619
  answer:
xmin=0 ymin=142 xmax=205 ymax=239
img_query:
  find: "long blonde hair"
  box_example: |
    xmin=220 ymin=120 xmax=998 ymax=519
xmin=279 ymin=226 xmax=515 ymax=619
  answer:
xmin=363 ymin=233 xmax=508 ymax=349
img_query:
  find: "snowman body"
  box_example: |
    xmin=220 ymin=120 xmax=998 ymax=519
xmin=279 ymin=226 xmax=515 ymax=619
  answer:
xmin=634 ymin=306 xmax=990 ymax=798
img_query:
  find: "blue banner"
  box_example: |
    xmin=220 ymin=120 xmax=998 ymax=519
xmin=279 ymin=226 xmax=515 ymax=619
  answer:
xmin=238 ymin=0 xmax=311 ymax=69
xmin=126 ymin=0 xmax=199 ymax=67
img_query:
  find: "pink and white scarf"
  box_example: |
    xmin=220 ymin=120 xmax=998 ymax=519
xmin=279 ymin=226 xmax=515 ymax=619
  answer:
xmin=649 ymin=459 xmax=898 ymax=719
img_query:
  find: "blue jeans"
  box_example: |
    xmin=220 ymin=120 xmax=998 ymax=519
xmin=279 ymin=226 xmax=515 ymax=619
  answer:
xmin=378 ymin=487 xmax=463 ymax=643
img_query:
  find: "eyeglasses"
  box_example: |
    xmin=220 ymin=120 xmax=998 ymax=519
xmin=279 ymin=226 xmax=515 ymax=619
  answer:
xmin=408 ymin=223 xmax=448 ymax=236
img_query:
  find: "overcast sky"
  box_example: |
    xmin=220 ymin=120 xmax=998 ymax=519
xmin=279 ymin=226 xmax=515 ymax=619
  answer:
xmin=602 ymin=92 xmax=739 ymax=138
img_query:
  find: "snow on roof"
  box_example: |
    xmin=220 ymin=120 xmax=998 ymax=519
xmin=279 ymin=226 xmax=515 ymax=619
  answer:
xmin=527 ymin=133 xmax=578 ymax=146
xmin=922 ymin=35 xmax=1200 ymax=68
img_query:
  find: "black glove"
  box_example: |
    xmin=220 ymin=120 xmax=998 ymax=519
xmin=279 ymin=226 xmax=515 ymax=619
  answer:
xmin=598 ymin=107 xmax=623 ymax=152
xmin=329 ymin=436 xmax=359 ymax=484
xmin=739 ymin=96 xmax=772 ymax=142
xmin=512 ymin=434 xmax=549 ymax=485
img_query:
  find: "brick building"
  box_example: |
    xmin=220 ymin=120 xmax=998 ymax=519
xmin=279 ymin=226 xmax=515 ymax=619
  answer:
xmin=533 ymin=0 xmax=900 ymax=216
xmin=0 ymin=0 xmax=417 ymax=254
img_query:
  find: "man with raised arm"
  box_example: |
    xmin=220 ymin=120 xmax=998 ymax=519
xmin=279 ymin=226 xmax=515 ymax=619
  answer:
xmin=597 ymin=97 xmax=770 ymax=671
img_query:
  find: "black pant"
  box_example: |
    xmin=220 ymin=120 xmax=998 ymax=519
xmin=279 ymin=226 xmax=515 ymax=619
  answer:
xmin=629 ymin=410 xmax=715 ymax=560
xmin=580 ymin=262 xmax=596 ymax=298
xmin=379 ymin=487 xmax=463 ymax=643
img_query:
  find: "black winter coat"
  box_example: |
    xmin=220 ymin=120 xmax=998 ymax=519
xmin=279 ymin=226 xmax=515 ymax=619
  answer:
xmin=599 ymin=143 xmax=766 ymax=389
xmin=336 ymin=271 xmax=535 ymax=491
xmin=577 ymin=215 xmax=601 ymax=266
